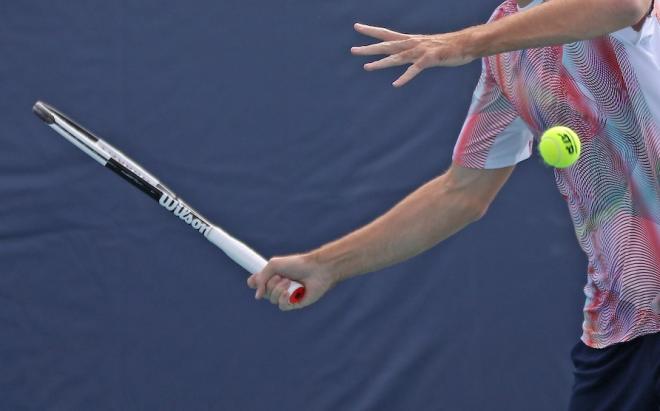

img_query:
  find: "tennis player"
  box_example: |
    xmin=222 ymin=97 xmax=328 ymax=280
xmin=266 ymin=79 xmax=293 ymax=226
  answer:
xmin=248 ymin=0 xmax=660 ymax=408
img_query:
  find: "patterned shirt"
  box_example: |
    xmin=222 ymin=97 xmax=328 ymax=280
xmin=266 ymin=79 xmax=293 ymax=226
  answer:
xmin=453 ymin=0 xmax=660 ymax=348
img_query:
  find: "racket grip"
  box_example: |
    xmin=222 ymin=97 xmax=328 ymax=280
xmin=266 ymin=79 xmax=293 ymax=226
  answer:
xmin=206 ymin=227 xmax=306 ymax=304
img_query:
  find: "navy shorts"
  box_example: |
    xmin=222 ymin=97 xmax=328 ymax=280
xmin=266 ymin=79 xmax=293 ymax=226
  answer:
xmin=569 ymin=332 xmax=660 ymax=411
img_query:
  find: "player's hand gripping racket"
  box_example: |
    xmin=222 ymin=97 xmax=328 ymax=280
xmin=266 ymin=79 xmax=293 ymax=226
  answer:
xmin=33 ymin=101 xmax=306 ymax=304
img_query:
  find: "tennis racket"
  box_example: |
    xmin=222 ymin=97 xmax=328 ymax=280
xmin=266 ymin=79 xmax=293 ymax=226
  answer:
xmin=33 ymin=101 xmax=306 ymax=304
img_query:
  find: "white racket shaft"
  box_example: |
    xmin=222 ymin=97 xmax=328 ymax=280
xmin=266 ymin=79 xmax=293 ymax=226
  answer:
xmin=206 ymin=227 xmax=305 ymax=301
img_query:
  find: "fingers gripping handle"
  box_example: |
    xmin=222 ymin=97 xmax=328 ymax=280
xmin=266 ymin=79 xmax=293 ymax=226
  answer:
xmin=206 ymin=227 xmax=305 ymax=304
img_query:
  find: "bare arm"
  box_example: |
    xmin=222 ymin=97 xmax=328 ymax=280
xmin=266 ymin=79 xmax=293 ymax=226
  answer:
xmin=311 ymin=165 xmax=513 ymax=281
xmin=351 ymin=0 xmax=653 ymax=87
xmin=247 ymin=164 xmax=514 ymax=310
xmin=467 ymin=0 xmax=653 ymax=56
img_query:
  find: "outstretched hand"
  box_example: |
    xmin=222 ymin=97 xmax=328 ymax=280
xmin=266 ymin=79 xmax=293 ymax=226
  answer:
xmin=351 ymin=23 xmax=477 ymax=87
xmin=247 ymin=254 xmax=337 ymax=311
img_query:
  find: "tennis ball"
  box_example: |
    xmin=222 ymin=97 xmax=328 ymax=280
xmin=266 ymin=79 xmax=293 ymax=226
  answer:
xmin=538 ymin=126 xmax=581 ymax=168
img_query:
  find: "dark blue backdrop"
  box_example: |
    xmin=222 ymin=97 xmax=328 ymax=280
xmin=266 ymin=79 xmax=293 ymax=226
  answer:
xmin=0 ymin=1 xmax=586 ymax=410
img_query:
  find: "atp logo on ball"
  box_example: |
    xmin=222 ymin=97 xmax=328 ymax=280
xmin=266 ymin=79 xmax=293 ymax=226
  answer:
xmin=159 ymin=193 xmax=211 ymax=236
xmin=539 ymin=126 xmax=581 ymax=169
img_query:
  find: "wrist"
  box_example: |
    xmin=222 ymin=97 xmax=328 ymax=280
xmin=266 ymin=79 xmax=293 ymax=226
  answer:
xmin=306 ymin=247 xmax=350 ymax=285
xmin=460 ymin=25 xmax=488 ymax=60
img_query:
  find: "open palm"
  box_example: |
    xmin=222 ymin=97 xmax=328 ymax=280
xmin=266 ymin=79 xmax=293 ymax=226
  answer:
xmin=351 ymin=23 xmax=476 ymax=87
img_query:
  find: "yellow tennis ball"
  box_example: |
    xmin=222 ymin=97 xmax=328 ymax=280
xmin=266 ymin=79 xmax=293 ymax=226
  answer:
xmin=538 ymin=126 xmax=581 ymax=168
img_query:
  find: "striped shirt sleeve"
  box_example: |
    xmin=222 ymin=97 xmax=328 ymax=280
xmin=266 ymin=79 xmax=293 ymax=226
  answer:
xmin=452 ymin=59 xmax=534 ymax=169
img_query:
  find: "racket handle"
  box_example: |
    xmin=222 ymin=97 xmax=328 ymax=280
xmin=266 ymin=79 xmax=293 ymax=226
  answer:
xmin=206 ymin=227 xmax=306 ymax=304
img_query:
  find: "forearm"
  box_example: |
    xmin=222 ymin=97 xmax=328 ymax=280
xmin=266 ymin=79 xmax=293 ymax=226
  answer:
xmin=309 ymin=170 xmax=487 ymax=282
xmin=250 ymin=166 xmax=513 ymax=309
xmin=465 ymin=0 xmax=652 ymax=58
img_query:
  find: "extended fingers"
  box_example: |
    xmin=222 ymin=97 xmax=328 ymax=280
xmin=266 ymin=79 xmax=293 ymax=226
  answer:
xmin=354 ymin=23 xmax=408 ymax=41
xmin=393 ymin=64 xmax=424 ymax=88
xmin=364 ymin=48 xmax=421 ymax=71
xmin=351 ymin=38 xmax=418 ymax=57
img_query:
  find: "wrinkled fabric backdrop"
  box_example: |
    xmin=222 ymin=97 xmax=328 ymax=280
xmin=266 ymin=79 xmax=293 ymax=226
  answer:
xmin=0 ymin=1 xmax=586 ymax=410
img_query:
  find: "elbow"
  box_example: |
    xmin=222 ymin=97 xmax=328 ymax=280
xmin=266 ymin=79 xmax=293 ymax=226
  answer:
xmin=613 ymin=0 xmax=652 ymax=25
xmin=472 ymin=203 xmax=490 ymax=223
xmin=463 ymin=197 xmax=491 ymax=224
